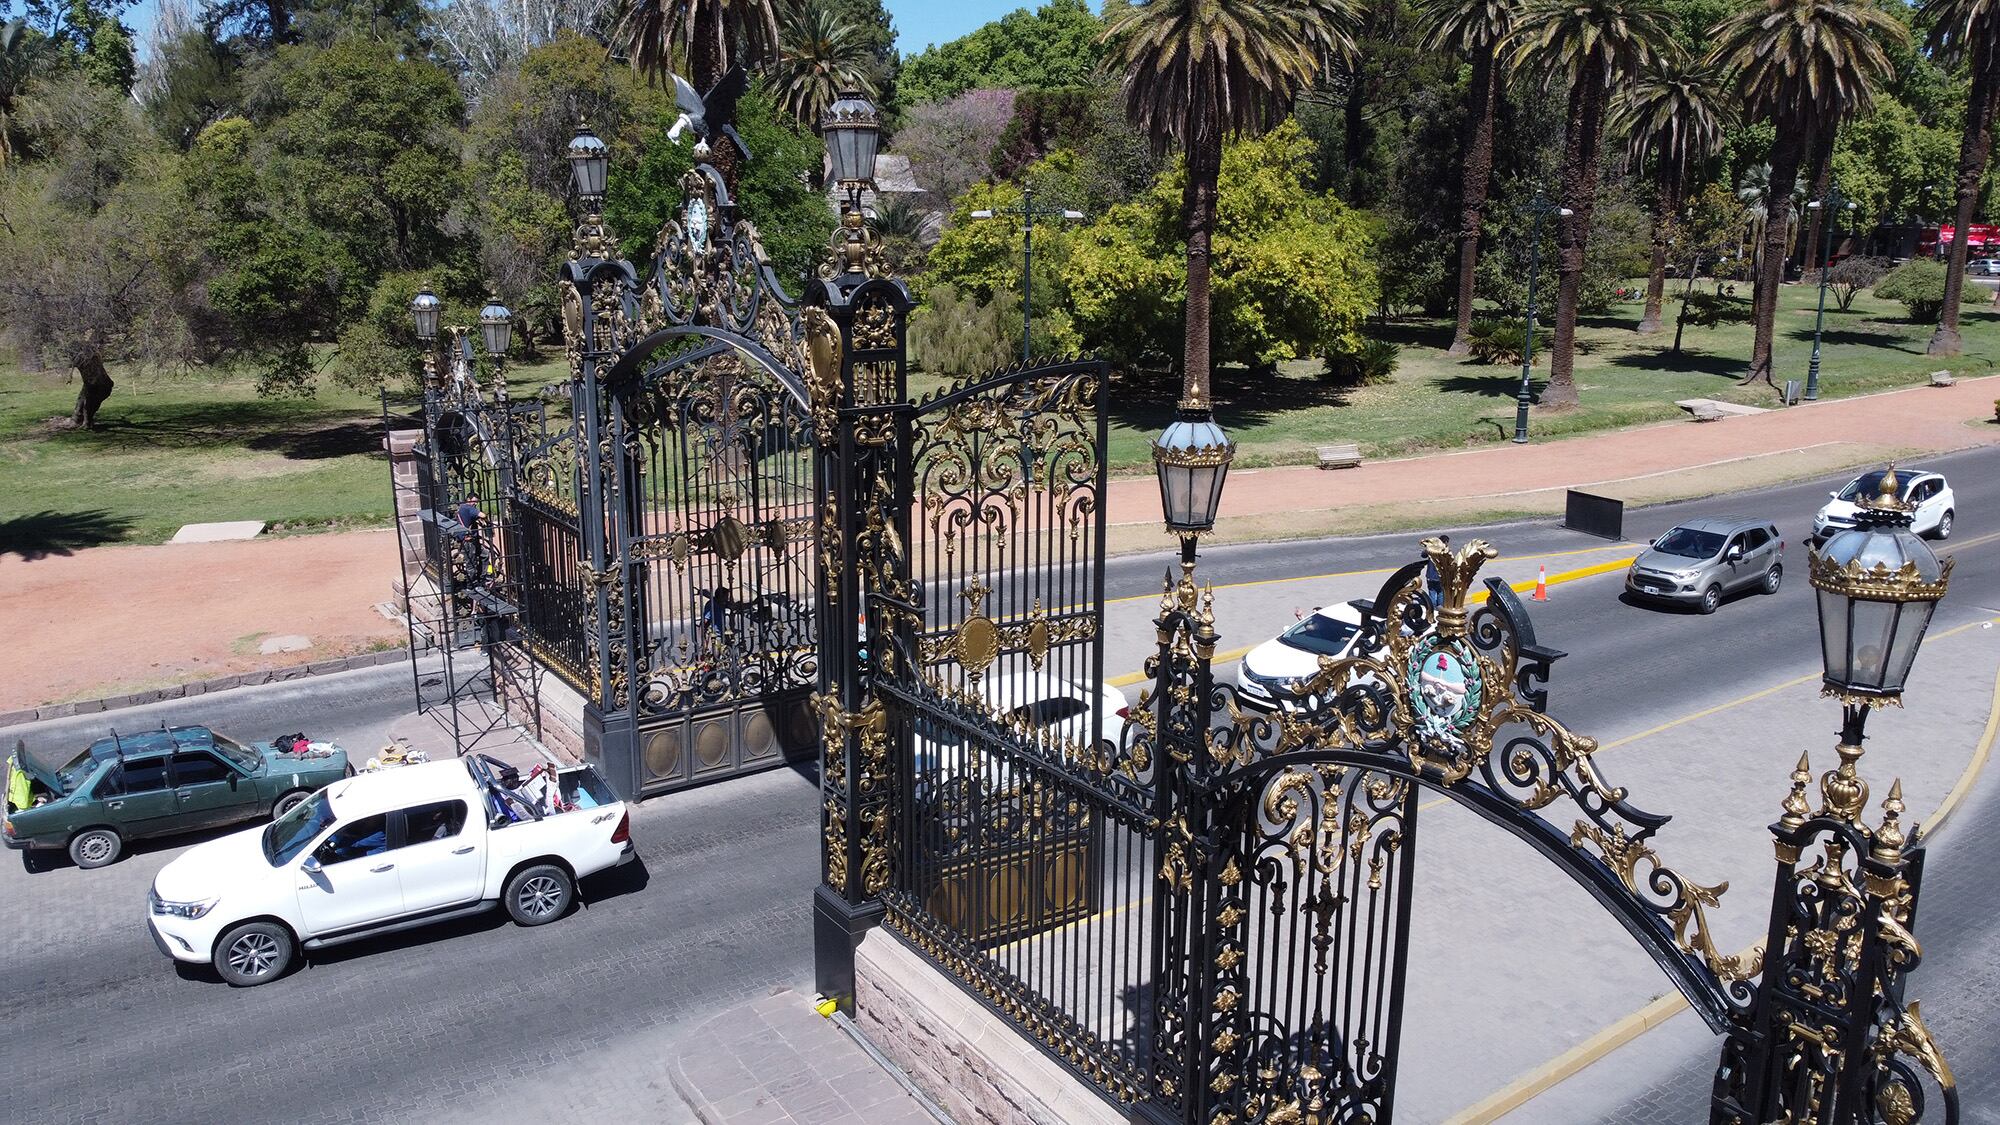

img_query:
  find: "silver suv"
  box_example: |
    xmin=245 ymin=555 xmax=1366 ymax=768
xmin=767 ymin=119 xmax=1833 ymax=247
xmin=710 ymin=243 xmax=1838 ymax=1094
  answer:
xmin=1624 ymin=517 xmax=1785 ymax=614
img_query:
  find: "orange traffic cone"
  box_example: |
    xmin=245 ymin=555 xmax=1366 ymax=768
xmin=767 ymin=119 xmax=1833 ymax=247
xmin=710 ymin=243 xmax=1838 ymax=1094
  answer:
xmin=1532 ymin=565 xmax=1549 ymax=602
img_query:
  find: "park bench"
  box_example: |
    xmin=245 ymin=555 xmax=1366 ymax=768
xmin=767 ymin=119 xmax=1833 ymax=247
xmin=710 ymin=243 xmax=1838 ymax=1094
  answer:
xmin=1316 ymin=442 xmax=1363 ymax=470
xmin=1929 ymin=370 xmax=1956 ymax=387
xmin=1689 ymin=404 xmax=1725 ymax=423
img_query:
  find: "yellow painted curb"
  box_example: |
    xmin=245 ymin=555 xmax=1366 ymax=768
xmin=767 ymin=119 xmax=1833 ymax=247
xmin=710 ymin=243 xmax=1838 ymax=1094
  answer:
xmin=1445 ymin=614 xmax=2000 ymax=1125
xmin=1105 ymin=555 xmax=1635 ymax=689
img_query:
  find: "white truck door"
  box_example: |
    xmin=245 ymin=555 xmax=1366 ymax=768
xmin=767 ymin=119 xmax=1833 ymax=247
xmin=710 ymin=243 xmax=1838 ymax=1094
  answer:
xmin=297 ymin=813 xmax=404 ymax=933
xmin=392 ymin=798 xmax=486 ymax=911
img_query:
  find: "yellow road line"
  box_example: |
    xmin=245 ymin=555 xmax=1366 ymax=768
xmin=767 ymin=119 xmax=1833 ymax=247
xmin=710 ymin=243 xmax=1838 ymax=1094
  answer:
xmin=1104 ymin=542 xmax=1638 ymax=607
xmin=1107 ymin=554 xmax=1638 ymax=689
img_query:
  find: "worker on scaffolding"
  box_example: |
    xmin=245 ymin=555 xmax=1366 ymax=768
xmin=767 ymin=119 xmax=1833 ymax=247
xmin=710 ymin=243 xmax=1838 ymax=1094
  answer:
xmin=455 ymin=494 xmax=484 ymax=587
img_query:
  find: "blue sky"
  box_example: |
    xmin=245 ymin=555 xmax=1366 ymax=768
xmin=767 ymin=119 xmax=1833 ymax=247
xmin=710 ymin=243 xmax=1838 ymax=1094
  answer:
xmin=114 ymin=1 xmax=1090 ymax=59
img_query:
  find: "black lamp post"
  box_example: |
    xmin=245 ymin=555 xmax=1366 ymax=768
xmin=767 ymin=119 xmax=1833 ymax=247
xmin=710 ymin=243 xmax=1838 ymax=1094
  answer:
xmin=1803 ymin=181 xmax=1855 ymax=402
xmin=1153 ymin=408 xmax=1234 ymax=569
xmin=410 ymin=285 xmax=442 ymax=342
xmin=822 ymin=90 xmax=881 ymax=212
xmin=970 ymin=185 xmax=1086 ymax=363
xmin=1514 ymin=191 xmax=1572 ymax=444
xmin=566 ymin=121 xmax=609 ymax=209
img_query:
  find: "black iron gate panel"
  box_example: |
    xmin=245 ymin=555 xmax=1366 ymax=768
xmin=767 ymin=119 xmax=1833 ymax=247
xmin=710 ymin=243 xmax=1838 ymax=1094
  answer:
xmin=873 ymin=359 xmax=1159 ymax=1101
xmin=1199 ymin=759 xmax=1419 ymax=1121
xmin=508 ymin=388 xmax=591 ymax=693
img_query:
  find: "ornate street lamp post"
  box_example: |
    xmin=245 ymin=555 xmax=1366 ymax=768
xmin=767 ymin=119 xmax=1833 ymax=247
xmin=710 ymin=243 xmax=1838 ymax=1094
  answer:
xmin=970 ymin=186 xmax=1086 ymax=363
xmin=566 ymin=121 xmax=609 ymax=210
xmin=1717 ymin=463 xmax=1959 ymax=1123
xmin=822 ymin=89 xmax=881 ymax=212
xmin=1514 ymin=192 xmax=1572 ymax=444
xmin=1153 ymin=409 xmax=1233 ymax=572
xmin=1803 ymin=181 xmax=1855 ymax=402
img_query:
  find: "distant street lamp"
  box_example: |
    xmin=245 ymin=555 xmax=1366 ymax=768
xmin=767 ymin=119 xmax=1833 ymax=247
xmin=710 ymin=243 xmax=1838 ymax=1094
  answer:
xmin=969 ymin=184 xmax=1085 ymax=363
xmin=1803 ymin=181 xmax=1856 ymax=402
xmin=1514 ymin=191 xmax=1572 ymax=444
xmin=410 ymin=284 xmax=442 ymax=342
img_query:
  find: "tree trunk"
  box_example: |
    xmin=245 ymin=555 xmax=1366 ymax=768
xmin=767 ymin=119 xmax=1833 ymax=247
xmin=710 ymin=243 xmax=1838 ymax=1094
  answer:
xmin=1797 ymin=131 xmax=1834 ymax=283
xmin=267 ymin=0 xmax=290 ymax=43
xmin=1745 ymin=119 xmax=1810 ymax=386
xmin=72 ymin=354 xmax=114 ymax=429
xmin=1446 ymin=47 xmax=1498 ymax=355
xmin=690 ymin=10 xmax=740 ymax=194
xmin=1931 ymin=41 xmax=2000 ymax=356
xmin=1637 ymin=158 xmax=1678 ymax=335
xmin=1182 ymin=123 xmax=1222 ymax=407
xmin=1544 ymin=70 xmax=1606 ymax=411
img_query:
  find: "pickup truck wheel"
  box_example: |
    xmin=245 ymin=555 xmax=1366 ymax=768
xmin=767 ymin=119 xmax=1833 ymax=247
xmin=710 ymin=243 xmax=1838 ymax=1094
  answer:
xmin=213 ymin=921 xmax=294 ymax=987
xmin=69 ymin=827 xmax=121 ymax=869
xmin=272 ymin=790 xmax=310 ymax=819
xmin=505 ymin=864 xmax=573 ymax=926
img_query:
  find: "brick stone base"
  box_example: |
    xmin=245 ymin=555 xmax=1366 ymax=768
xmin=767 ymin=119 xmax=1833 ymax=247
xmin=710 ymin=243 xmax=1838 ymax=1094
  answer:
xmin=853 ymin=929 xmax=1125 ymax=1125
xmin=493 ymin=643 xmax=587 ymax=764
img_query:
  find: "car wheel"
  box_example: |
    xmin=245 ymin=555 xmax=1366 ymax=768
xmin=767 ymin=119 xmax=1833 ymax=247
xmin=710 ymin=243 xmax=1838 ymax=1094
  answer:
xmin=1699 ymin=584 xmax=1721 ymax=615
xmin=1763 ymin=564 xmax=1783 ymax=595
xmin=213 ymin=921 xmax=294 ymax=987
xmin=1935 ymin=510 xmax=1953 ymax=540
xmin=504 ymin=863 xmax=573 ymax=926
xmin=272 ymin=790 xmax=310 ymax=819
xmin=68 ymin=827 xmax=121 ymax=869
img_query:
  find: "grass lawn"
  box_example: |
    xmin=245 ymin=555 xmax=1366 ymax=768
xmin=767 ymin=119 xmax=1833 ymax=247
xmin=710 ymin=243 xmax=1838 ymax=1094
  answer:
xmin=1084 ymin=282 xmax=2000 ymax=472
xmin=4 ymin=280 xmax=1994 ymax=550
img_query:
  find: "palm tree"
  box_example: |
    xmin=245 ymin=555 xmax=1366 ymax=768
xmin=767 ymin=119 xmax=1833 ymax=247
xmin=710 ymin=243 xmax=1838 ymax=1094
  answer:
xmin=1416 ymin=0 xmax=1521 ymax=355
xmin=1506 ymin=0 xmax=1674 ymax=408
xmin=1613 ymin=51 xmax=1730 ymax=334
xmin=613 ymin=0 xmax=780 ymax=92
xmin=1708 ymin=0 xmax=1903 ymax=386
xmin=769 ymin=3 xmax=876 ymax=130
xmin=1103 ymin=0 xmax=1357 ymax=408
xmin=1922 ymin=0 xmax=2000 ymax=356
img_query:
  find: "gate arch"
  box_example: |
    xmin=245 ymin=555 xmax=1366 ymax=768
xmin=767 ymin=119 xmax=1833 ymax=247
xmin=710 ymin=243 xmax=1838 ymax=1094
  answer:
xmin=1139 ymin=539 xmax=1760 ymax=1123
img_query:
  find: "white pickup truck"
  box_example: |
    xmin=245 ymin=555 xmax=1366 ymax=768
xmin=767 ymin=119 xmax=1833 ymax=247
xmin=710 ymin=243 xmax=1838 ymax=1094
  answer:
xmin=147 ymin=754 xmax=632 ymax=986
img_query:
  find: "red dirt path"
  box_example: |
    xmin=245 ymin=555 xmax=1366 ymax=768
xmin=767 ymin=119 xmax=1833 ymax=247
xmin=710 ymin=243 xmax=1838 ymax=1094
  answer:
xmin=1 ymin=530 xmax=404 ymax=710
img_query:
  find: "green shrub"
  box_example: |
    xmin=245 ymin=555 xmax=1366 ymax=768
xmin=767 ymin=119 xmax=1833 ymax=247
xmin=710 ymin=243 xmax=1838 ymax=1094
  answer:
xmin=1321 ymin=339 xmax=1400 ymax=385
xmin=1872 ymin=259 xmax=1983 ymax=323
xmin=1464 ymin=319 xmax=1552 ymax=367
xmin=1676 ymin=291 xmax=1755 ymax=330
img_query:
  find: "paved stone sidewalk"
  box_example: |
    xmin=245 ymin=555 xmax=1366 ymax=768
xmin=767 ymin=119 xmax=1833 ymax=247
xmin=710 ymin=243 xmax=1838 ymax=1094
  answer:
xmin=669 ymin=989 xmax=946 ymax=1125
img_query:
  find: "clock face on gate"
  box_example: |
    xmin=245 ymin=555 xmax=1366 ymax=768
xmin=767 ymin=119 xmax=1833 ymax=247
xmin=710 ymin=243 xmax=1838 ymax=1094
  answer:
xmin=685 ymin=198 xmax=710 ymax=254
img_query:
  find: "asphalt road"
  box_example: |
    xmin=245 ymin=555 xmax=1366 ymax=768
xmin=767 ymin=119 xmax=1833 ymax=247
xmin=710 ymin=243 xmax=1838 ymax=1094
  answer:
xmin=5 ymin=445 xmax=1998 ymax=1124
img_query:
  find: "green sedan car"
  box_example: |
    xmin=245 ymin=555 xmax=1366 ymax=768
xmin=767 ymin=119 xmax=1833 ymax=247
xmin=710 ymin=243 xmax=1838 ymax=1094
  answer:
xmin=4 ymin=726 xmax=351 ymax=869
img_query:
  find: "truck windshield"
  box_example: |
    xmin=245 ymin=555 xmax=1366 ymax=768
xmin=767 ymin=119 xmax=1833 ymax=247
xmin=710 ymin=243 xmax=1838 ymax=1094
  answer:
xmin=264 ymin=792 xmax=335 ymax=866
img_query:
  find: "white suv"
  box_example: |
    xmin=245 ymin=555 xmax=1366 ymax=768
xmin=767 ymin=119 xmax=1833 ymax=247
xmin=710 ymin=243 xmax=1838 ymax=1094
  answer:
xmin=147 ymin=756 xmax=633 ymax=986
xmin=1813 ymin=468 xmax=1955 ymax=543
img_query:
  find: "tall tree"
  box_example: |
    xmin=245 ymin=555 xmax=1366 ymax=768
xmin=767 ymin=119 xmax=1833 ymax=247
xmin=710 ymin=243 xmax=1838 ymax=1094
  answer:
xmin=1708 ymin=0 xmax=1903 ymax=386
xmin=612 ymin=0 xmax=779 ymax=89
xmin=612 ymin=0 xmax=778 ymax=188
xmin=1104 ymin=0 xmax=1356 ymax=408
xmin=1614 ymin=50 xmax=1729 ymax=334
xmin=0 ymin=19 xmax=47 ymax=168
xmin=1922 ymin=0 xmax=2000 ymax=355
xmin=901 ymin=0 xmax=1105 ymax=105
xmin=1507 ymin=0 xmax=1673 ymax=408
xmin=768 ymin=1 xmax=876 ymax=129
xmin=1414 ymin=0 xmax=1519 ymax=354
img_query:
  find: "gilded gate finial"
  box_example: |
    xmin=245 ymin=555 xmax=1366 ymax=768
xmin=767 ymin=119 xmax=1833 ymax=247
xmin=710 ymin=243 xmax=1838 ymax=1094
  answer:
xmin=1421 ymin=536 xmax=1499 ymax=638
